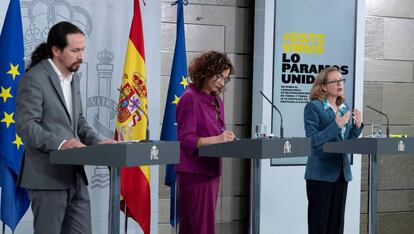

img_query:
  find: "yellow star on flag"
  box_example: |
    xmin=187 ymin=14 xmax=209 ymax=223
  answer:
xmin=172 ymin=95 xmax=180 ymax=105
xmin=180 ymin=76 xmax=189 ymax=89
xmin=0 ymin=86 xmax=13 ymax=103
xmin=1 ymin=112 xmax=15 ymax=128
xmin=13 ymin=134 xmax=23 ymax=150
xmin=7 ymin=63 xmax=20 ymax=80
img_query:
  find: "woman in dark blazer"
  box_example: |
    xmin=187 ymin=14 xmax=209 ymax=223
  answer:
xmin=304 ymin=67 xmax=363 ymax=234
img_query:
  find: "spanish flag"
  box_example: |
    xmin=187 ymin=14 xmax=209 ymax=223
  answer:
xmin=116 ymin=0 xmax=150 ymax=233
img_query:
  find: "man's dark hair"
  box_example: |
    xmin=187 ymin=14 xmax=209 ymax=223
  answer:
xmin=28 ymin=21 xmax=84 ymax=70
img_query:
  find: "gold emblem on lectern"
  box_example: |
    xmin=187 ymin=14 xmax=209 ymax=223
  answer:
xmin=398 ymin=140 xmax=405 ymax=152
xmin=283 ymin=140 xmax=292 ymax=154
xmin=150 ymin=145 xmax=159 ymax=160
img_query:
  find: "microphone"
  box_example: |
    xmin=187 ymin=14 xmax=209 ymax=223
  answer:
xmin=259 ymin=91 xmax=284 ymax=138
xmin=117 ymin=88 xmax=150 ymax=141
xmin=366 ymin=105 xmax=390 ymax=138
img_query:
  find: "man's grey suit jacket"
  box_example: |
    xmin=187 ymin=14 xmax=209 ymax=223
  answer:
xmin=16 ymin=59 xmax=101 ymax=190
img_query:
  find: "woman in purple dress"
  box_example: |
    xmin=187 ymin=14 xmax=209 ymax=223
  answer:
xmin=175 ymin=51 xmax=235 ymax=234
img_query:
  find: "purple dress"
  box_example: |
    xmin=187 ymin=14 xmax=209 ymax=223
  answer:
xmin=175 ymin=84 xmax=224 ymax=234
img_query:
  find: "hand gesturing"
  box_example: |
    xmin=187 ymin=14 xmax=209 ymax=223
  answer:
xmin=335 ymin=111 xmax=350 ymax=128
xmin=352 ymin=109 xmax=362 ymax=128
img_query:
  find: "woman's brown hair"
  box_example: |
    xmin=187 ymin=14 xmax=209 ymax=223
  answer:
xmin=309 ymin=66 xmax=345 ymax=106
xmin=188 ymin=51 xmax=234 ymax=90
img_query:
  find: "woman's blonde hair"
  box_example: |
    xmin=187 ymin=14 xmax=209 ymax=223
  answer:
xmin=309 ymin=66 xmax=345 ymax=106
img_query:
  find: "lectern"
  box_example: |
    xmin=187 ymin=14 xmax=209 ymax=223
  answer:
xmin=324 ymin=137 xmax=414 ymax=234
xmin=50 ymin=141 xmax=179 ymax=234
xmin=200 ymin=137 xmax=311 ymax=234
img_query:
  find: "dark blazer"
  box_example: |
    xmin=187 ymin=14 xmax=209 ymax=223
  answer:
xmin=16 ymin=59 xmax=101 ymax=190
xmin=304 ymin=100 xmax=363 ymax=182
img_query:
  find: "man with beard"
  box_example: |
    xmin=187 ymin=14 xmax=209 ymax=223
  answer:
xmin=16 ymin=21 xmax=113 ymax=234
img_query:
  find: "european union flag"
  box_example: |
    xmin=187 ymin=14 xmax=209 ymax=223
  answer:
xmin=0 ymin=0 xmax=30 ymax=231
xmin=161 ymin=0 xmax=188 ymax=227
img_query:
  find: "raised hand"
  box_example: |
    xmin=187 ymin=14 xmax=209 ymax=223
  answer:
xmin=335 ymin=111 xmax=350 ymax=128
xmin=352 ymin=109 xmax=362 ymax=129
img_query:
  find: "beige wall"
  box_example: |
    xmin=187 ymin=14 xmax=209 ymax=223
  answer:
xmin=158 ymin=1 xmax=253 ymax=233
xmin=361 ymin=0 xmax=414 ymax=233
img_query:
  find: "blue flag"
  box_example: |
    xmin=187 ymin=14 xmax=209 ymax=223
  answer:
xmin=0 ymin=0 xmax=30 ymax=231
xmin=161 ymin=0 xmax=188 ymax=227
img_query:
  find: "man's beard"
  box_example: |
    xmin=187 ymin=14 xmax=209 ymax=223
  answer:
xmin=68 ymin=60 xmax=83 ymax=72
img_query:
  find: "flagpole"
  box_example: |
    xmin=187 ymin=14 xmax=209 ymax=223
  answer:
xmin=124 ymin=132 xmax=128 ymax=234
xmin=220 ymin=176 xmax=223 ymax=234
xmin=165 ymin=1 xmax=188 ymax=233
xmin=174 ymin=181 xmax=178 ymax=234
xmin=124 ymin=203 xmax=128 ymax=234
xmin=2 ymin=222 xmax=5 ymax=234
xmin=108 ymin=166 xmax=121 ymax=234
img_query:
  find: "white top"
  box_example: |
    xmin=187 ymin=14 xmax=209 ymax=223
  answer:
xmin=48 ymin=59 xmax=74 ymax=121
xmin=48 ymin=59 xmax=74 ymax=149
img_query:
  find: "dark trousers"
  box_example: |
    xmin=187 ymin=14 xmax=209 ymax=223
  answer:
xmin=177 ymin=172 xmax=220 ymax=234
xmin=306 ymin=173 xmax=348 ymax=234
xmin=28 ymin=173 xmax=91 ymax=234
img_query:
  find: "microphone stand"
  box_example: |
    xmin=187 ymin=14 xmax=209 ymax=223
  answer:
xmin=259 ymin=91 xmax=284 ymax=138
xmin=117 ymin=88 xmax=150 ymax=141
xmin=366 ymin=105 xmax=389 ymax=138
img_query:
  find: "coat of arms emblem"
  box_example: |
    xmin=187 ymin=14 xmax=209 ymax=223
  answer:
xmin=283 ymin=140 xmax=292 ymax=154
xmin=398 ymin=140 xmax=405 ymax=152
xmin=150 ymin=145 xmax=159 ymax=160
